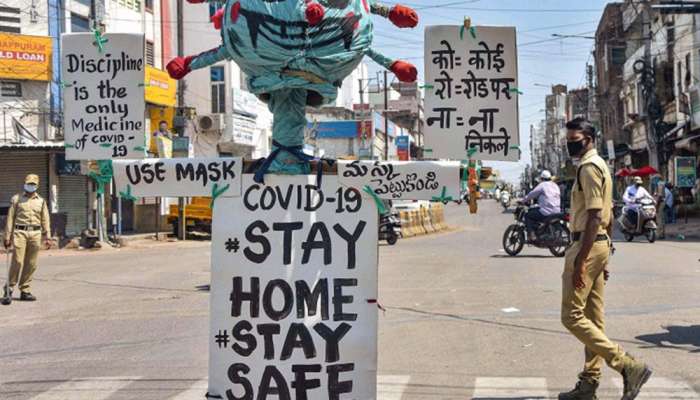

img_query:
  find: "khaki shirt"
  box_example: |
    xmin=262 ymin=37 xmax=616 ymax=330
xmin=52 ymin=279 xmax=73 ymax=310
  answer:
xmin=570 ymin=149 xmax=613 ymax=234
xmin=4 ymin=193 xmax=51 ymax=241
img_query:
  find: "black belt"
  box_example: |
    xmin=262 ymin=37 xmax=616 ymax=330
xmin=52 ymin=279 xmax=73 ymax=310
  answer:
xmin=572 ymin=232 xmax=608 ymax=242
xmin=15 ymin=224 xmax=41 ymax=232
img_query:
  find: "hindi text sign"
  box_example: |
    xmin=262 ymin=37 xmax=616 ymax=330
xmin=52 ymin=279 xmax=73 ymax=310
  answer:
xmin=424 ymin=26 xmax=519 ymax=161
xmin=209 ymin=175 xmax=378 ymax=399
xmin=62 ymin=33 xmax=146 ymax=160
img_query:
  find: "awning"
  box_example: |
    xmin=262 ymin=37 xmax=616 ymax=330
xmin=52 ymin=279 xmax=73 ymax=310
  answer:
xmin=0 ymin=141 xmax=64 ymax=150
xmin=675 ymin=134 xmax=700 ymax=150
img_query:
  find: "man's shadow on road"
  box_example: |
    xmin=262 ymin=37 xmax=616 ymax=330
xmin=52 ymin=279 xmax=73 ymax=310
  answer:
xmin=473 ymin=398 xmax=545 ymax=400
xmin=491 ymin=254 xmax=558 ymax=259
xmin=636 ymin=325 xmax=700 ymax=353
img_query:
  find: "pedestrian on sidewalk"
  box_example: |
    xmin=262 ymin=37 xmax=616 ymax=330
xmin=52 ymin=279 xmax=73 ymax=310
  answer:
xmin=663 ymin=182 xmax=675 ymax=224
xmin=558 ymin=118 xmax=652 ymax=400
xmin=654 ymin=180 xmax=666 ymax=240
xmin=3 ymin=174 xmax=51 ymax=302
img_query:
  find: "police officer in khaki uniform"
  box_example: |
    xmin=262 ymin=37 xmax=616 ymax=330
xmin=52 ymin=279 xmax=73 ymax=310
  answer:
xmin=559 ymin=119 xmax=652 ymax=400
xmin=3 ymin=174 xmax=51 ymax=302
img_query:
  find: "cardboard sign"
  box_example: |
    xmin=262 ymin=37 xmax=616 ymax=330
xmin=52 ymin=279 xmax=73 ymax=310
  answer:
xmin=339 ymin=160 xmax=461 ymax=200
xmin=424 ymin=26 xmax=519 ymax=161
xmin=208 ymin=175 xmax=378 ymax=400
xmin=113 ymin=158 xmax=242 ymax=197
xmin=62 ymin=33 xmax=146 ymax=160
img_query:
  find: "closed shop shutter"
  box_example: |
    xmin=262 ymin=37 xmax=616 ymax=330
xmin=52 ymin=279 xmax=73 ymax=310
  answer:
xmin=58 ymin=175 xmax=88 ymax=236
xmin=0 ymin=152 xmax=49 ymax=209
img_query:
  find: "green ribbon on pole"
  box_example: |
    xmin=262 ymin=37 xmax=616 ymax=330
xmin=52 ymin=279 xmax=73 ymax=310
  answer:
xmin=509 ymin=88 xmax=523 ymax=95
xmin=133 ymin=145 xmax=147 ymax=152
xmin=210 ymin=183 xmax=230 ymax=208
xmin=467 ymin=147 xmax=478 ymax=158
xmin=99 ymin=143 xmax=112 ymax=148
xmin=419 ymin=84 xmax=434 ymax=90
xmin=64 ymin=143 xmax=75 ymax=148
xmin=119 ymin=184 xmax=138 ymax=202
xmin=87 ymin=160 xmax=113 ymax=195
xmin=431 ymin=186 xmax=454 ymax=203
xmin=92 ymin=29 xmax=108 ymax=53
xmin=362 ymin=185 xmax=387 ymax=215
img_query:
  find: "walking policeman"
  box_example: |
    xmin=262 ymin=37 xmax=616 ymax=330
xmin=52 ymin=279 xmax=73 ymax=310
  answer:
xmin=3 ymin=174 xmax=51 ymax=303
xmin=559 ymin=119 xmax=652 ymax=400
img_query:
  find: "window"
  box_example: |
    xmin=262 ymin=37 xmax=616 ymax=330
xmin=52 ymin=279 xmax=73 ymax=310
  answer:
xmin=71 ymin=13 xmax=90 ymax=32
xmin=0 ymin=6 xmax=21 ymax=34
xmin=145 ymin=0 xmax=153 ymax=12
xmin=210 ymin=66 xmax=226 ymax=114
xmin=146 ymin=41 xmax=154 ymax=66
xmin=0 ymin=81 xmax=22 ymax=97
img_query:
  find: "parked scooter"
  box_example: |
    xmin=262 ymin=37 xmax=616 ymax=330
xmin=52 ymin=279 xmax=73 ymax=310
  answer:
xmin=618 ymin=198 xmax=658 ymax=242
xmin=379 ymin=212 xmax=401 ymax=245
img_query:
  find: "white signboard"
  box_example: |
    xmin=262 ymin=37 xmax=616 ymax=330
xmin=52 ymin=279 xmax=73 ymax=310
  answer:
xmin=424 ymin=26 xmax=519 ymax=161
xmin=113 ymin=158 xmax=242 ymax=197
xmin=339 ymin=160 xmax=461 ymax=200
xmin=209 ymin=175 xmax=378 ymax=400
xmin=62 ymin=33 xmax=146 ymax=160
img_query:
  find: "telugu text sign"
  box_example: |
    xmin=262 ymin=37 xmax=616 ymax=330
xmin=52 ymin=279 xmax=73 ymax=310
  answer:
xmin=62 ymin=33 xmax=146 ymax=160
xmin=424 ymin=26 xmax=519 ymax=161
xmin=339 ymin=160 xmax=461 ymax=200
xmin=113 ymin=158 xmax=242 ymax=198
xmin=209 ymin=175 xmax=378 ymax=400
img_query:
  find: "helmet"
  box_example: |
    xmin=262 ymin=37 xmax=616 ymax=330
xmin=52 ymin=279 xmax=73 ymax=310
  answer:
xmin=540 ymin=170 xmax=552 ymax=180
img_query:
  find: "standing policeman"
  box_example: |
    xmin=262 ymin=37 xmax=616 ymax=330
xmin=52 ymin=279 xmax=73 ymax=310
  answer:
xmin=3 ymin=174 xmax=51 ymax=302
xmin=558 ymin=119 xmax=651 ymax=400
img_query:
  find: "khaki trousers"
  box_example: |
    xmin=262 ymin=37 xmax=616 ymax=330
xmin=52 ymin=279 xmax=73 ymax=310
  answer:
xmin=9 ymin=230 xmax=42 ymax=292
xmin=561 ymin=239 xmax=626 ymax=382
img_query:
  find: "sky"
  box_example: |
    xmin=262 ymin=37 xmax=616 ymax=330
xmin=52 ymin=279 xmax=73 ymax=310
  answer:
xmin=366 ymin=0 xmax=611 ymax=184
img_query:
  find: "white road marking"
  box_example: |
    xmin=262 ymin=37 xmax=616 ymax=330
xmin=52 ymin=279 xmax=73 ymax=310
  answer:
xmin=472 ymin=377 xmax=549 ymax=399
xmin=612 ymin=376 xmax=700 ymax=399
xmin=169 ymin=378 xmax=209 ymax=400
xmin=28 ymin=376 xmax=139 ymax=400
xmin=377 ymin=375 xmax=411 ymax=400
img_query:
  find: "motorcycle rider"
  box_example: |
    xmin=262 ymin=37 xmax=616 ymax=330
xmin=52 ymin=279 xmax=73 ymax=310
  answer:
xmin=622 ymin=177 xmax=654 ymax=227
xmin=521 ymin=170 xmax=561 ymax=240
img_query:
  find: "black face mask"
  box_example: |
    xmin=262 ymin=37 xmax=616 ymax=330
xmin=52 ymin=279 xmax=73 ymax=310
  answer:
xmin=567 ymin=138 xmax=587 ymax=158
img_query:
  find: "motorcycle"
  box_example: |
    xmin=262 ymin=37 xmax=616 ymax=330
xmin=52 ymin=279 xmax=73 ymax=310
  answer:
xmin=502 ymin=205 xmax=571 ymax=257
xmin=379 ymin=212 xmax=401 ymax=245
xmin=500 ymin=191 xmax=511 ymax=210
xmin=617 ymin=198 xmax=657 ymax=243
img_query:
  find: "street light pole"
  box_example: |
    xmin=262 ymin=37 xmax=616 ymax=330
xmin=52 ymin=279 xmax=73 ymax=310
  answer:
xmin=384 ymin=70 xmax=389 ymax=160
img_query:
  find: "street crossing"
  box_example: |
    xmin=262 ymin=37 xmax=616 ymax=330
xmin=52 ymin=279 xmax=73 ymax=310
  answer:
xmin=1 ymin=374 xmax=698 ymax=399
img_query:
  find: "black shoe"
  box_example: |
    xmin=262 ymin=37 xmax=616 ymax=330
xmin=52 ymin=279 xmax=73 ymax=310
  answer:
xmin=20 ymin=292 xmax=36 ymax=301
xmin=621 ymin=358 xmax=653 ymax=400
xmin=1 ymin=286 xmax=11 ymax=305
xmin=558 ymin=379 xmax=599 ymax=400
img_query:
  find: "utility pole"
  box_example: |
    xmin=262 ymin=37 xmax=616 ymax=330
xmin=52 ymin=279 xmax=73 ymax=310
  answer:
xmin=358 ymin=79 xmax=367 ymax=156
xmin=642 ymin=0 xmax=660 ymax=171
xmin=383 ymin=70 xmax=389 ymax=160
xmin=176 ymin=0 xmax=186 ymax=240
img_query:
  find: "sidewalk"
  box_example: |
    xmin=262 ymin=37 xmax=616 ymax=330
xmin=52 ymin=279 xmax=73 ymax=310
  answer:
xmin=662 ymin=215 xmax=700 ymax=240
